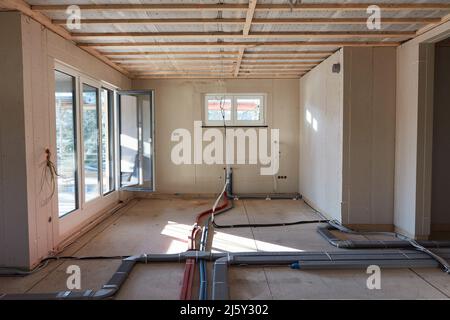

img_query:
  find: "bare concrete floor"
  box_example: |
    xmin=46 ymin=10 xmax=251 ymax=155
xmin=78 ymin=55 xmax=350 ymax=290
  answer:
xmin=1 ymin=198 xmax=450 ymax=299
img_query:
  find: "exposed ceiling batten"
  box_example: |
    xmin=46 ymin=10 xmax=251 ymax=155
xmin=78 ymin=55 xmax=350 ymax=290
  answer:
xmin=31 ymin=3 xmax=450 ymax=12
xmin=71 ymin=31 xmax=416 ymax=40
xmin=6 ymin=1 xmax=450 ymax=79
xmin=52 ymin=17 xmax=443 ymax=26
xmin=78 ymin=41 xmax=402 ymax=48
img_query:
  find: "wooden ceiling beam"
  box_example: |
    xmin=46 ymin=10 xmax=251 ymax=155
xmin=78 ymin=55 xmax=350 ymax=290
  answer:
xmin=244 ymin=56 xmax=330 ymax=60
xmin=80 ymin=41 xmax=400 ymax=48
xmin=32 ymin=3 xmax=450 ymax=12
xmin=53 ymin=18 xmax=246 ymax=25
xmin=53 ymin=17 xmax=442 ymax=26
xmin=253 ymin=17 xmax=442 ymax=25
xmin=234 ymin=0 xmax=257 ymax=77
xmin=111 ymin=57 xmax=238 ymax=61
xmin=243 ymin=0 xmax=257 ymax=36
xmin=72 ymin=31 xmax=415 ymax=40
xmin=133 ymin=76 xmax=301 ymax=80
xmin=130 ymin=71 xmax=234 ymax=75
xmin=234 ymin=48 xmax=245 ymax=77
xmin=33 ymin=4 xmax=249 ymax=12
xmin=123 ymin=64 xmax=236 ymax=69
xmin=129 ymin=67 xmax=235 ymax=71
xmin=242 ymin=62 xmax=318 ymax=66
xmin=130 ymin=66 xmax=310 ymax=72
xmin=103 ymin=51 xmax=240 ymax=56
xmin=245 ymin=50 xmax=335 ymax=55
xmin=257 ymin=3 xmax=450 ymax=11
xmin=102 ymin=50 xmax=333 ymax=57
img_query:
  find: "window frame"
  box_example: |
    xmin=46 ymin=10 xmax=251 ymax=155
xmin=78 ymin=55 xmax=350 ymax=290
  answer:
xmin=53 ymin=63 xmax=118 ymax=219
xmin=54 ymin=69 xmax=80 ymax=218
xmin=234 ymin=94 xmax=266 ymax=126
xmin=80 ymin=78 xmax=102 ymax=204
xmin=100 ymin=87 xmax=116 ymax=196
xmin=204 ymin=94 xmax=235 ymax=126
xmin=204 ymin=93 xmax=266 ymax=127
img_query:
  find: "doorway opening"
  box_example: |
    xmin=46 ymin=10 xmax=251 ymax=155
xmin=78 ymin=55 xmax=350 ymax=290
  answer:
xmin=430 ymin=37 xmax=450 ymax=240
xmin=118 ymin=90 xmax=155 ymax=191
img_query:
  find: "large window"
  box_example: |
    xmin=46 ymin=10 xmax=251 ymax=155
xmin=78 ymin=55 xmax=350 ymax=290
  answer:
xmin=82 ymin=84 xmax=100 ymax=202
xmin=55 ymin=71 xmax=78 ymax=217
xmin=204 ymin=94 xmax=265 ymax=126
xmin=101 ymin=88 xmax=115 ymax=194
xmin=55 ymin=66 xmax=118 ymax=218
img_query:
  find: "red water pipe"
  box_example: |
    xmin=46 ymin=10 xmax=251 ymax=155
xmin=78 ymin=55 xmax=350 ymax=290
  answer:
xmin=179 ymin=194 xmax=229 ymax=300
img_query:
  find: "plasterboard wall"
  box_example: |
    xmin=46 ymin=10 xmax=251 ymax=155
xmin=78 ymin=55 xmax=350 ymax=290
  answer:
xmin=299 ymin=47 xmax=396 ymax=226
xmin=342 ymin=47 xmax=397 ymax=227
xmin=0 ymin=12 xmax=31 ymax=268
xmin=132 ymin=79 xmax=300 ymax=195
xmin=395 ymin=20 xmax=450 ymax=239
xmin=0 ymin=12 xmax=131 ymax=268
xmin=299 ymin=50 xmax=343 ymax=221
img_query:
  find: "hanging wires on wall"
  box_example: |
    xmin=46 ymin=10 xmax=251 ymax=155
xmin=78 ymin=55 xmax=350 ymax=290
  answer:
xmin=40 ymin=148 xmax=59 ymax=205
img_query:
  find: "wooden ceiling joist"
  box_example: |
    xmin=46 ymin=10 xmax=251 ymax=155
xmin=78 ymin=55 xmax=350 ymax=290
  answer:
xmin=128 ymin=66 xmax=235 ymax=71
xmin=112 ymin=56 xmax=328 ymax=62
xmin=242 ymin=61 xmax=318 ymax=66
xmin=53 ymin=17 xmax=442 ymax=26
xmin=102 ymin=50 xmax=333 ymax=57
xmin=80 ymin=41 xmax=401 ymax=48
xmin=234 ymin=48 xmax=245 ymax=77
xmin=110 ymin=57 xmax=238 ymax=62
xmin=32 ymin=3 xmax=450 ymax=12
xmin=130 ymin=66 xmax=311 ymax=72
xmin=71 ymin=31 xmax=416 ymax=40
xmin=244 ymin=50 xmax=334 ymax=55
xmin=103 ymin=51 xmax=240 ymax=56
xmin=133 ymin=76 xmax=301 ymax=80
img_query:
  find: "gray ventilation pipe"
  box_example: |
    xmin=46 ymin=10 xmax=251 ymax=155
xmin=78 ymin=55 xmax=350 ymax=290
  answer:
xmin=211 ymin=249 xmax=450 ymax=300
xmin=317 ymin=224 xmax=450 ymax=249
xmin=5 ymin=249 xmax=449 ymax=300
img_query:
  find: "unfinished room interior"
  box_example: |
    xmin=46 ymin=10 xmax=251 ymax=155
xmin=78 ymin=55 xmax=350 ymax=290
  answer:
xmin=1 ymin=0 xmax=450 ymax=304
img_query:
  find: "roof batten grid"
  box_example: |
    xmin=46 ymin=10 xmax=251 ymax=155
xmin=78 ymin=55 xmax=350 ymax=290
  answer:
xmin=21 ymin=1 xmax=450 ymax=79
xmin=32 ymin=3 xmax=450 ymax=12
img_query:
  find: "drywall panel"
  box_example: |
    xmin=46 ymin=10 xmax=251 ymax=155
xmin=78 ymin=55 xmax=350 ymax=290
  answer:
xmin=342 ymin=47 xmax=396 ymax=226
xmin=299 ymin=50 xmax=343 ymax=221
xmin=0 ymin=13 xmax=132 ymax=268
xmin=431 ymin=42 xmax=450 ymax=226
xmin=21 ymin=15 xmax=53 ymax=265
xmin=395 ymin=41 xmax=421 ymax=237
xmin=132 ymin=79 xmax=299 ymax=194
xmin=0 ymin=12 xmax=30 ymax=268
xmin=394 ymin=21 xmax=450 ymax=239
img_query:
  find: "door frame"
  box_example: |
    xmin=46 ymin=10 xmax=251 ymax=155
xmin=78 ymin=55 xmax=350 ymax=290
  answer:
xmin=117 ymin=90 xmax=155 ymax=192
